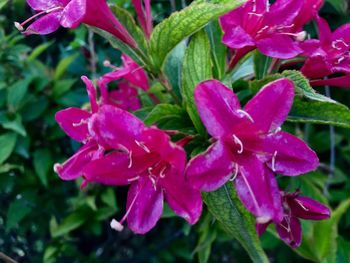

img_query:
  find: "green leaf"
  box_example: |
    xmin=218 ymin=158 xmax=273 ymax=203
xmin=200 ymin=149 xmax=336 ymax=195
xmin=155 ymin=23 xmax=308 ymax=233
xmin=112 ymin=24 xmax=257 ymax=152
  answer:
xmin=7 ymin=77 xmax=32 ymax=111
xmin=182 ymin=30 xmax=212 ymax=135
xmin=33 ymin=149 xmax=52 ymax=187
xmin=54 ymin=53 xmax=79 ymax=81
xmin=91 ymin=27 xmax=148 ymax=69
xmin=52 ymin=79 xmax=76 ymax=98
xmin=288 ymin=98 xmax=350 ymax=128
xmin=28 ymin=41 xmax=53 ymax=62
xmin=51 ymin=212 xmax=87 ymax=238
xmin=101 ymin=188 xmax=117 ymax=209
xmin=1 ymin=114 xmax=26 ymax=136
xmin=326 ymin=0 xmax=348 ymax=14
xmin=203 ymin=184 xmax=269 ymax=263
xmin=6 ymin=198 xmax=32 ymax=230
xmin=254 ymin=51 xmax=272 ymax=80
xmin=150 ymin=0 xmax=246 ymax=69
xmin=144 ymin=103 xmax=184 ymax=126
xmin=206 ymin=21 xmax=227 ymax=80
xmin=0 ymin=132 xmax=17 ymax=164
xmin=111 ymin=5 xmax=149 ymax=55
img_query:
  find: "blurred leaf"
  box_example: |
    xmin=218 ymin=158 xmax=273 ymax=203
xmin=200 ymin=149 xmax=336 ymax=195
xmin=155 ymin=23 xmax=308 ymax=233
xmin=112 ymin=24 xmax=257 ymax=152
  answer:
xmin=54 ymin=53 xmax=79 ymax=81
xmin=101 ymin=188 xmax=117 ymax=209
xmin=6 ymin=198 xmax=32 ymax=230
xmin=28 ymin=41 xmax=53 ymax=62
xmin=52 ymin=79 xmax=76 ymax=98
xmin=43 ymin=246 xmax=59 ymax=263
xmin=0 ymin=0 xmax=8 ymax=9
xmin=326 ymin=0 xmax=348 ymax=14
xmin=182 ymin=30 xmax=211 ymax=135
xmin=7 ymin=77 xmax=32 ymax=111
xmin=203 ymin=183 xmax=269 ymax=263
xmin=0 ymin=132 xmax=17 ymax=164
xmin=33 ymin=148 xmax=52 ymax=187
xmin=2 ymin=114 xmax=26 ymax=136
xmin=254 ymin=51 xmax=272 ymax=80
xmin=150 ymin=0 xmax=246 ymax=69
xmin=51 ymin=212 xmax=87 ymax=238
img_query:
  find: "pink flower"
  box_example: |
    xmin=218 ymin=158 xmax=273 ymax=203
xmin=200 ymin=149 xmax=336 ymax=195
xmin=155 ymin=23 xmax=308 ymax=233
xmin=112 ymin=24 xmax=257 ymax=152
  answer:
xmin=82 ymin=105 xmax=203 ymax=234
xmin=98 ymin=54 xmax=149 ymax=110
xmin=220 ymin=0 xmax=323 ymax=62
xmin=301 ymin=15 xmax=350 ymax=87
xmin=16 ymin=0 xmax=136 ymax=47
xmin=257 ymin=191 xmax=330 ymax=247
xmin=54 ymin=76 xmax=104 ymax=182
xmin=132 ymin=0 xmax=153 ymax=38
xmin=186 ymin=78 xmax=319 ymax=224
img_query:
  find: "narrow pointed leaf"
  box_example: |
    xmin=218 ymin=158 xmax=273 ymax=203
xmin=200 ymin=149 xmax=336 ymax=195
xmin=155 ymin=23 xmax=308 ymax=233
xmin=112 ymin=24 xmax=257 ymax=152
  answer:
xmin=203 ymin=183 xmax=269 ymax=263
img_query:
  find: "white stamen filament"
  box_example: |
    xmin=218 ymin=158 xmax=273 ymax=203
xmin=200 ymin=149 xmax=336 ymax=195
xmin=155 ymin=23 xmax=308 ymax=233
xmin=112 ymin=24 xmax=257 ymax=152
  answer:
xmin=128 ymin=151 xmax=133 ymax=168
xmin=295 ymin=199 xmax=309 ymax=211
xmin=232 ymin=134 xmax=244 ymax=154
xmin=135 ymin=140 xmax=151 ymax=153
xmin=247 ymin=12 xmax=263 ymax=17
xmin=332 ymin=39 xmax=349 ymax=50
xmin=103 ymin=60 xmax=120 ymax=70
xmin=257 ymin=25 xmax=269 ymax=35
xmin=336 ymin=56 xmax=345 ymax=64
xmin=229 ymin=163 xmax=239 ymax=182
xmin=271 ymin=151 xmax=278 ymax=172
xmin=128 ymin=176 xmax=140 ymax=182
xmin=159 ymin=166 xmax=167 ymax=178
xmin=237 ymin=109 xmax=254 ymax=123
xmin=72 ymin=118 xmax=88 ymax=127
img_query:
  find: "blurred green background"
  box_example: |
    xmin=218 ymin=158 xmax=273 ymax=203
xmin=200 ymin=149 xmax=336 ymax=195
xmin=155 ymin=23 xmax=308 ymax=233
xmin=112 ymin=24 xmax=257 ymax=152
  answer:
xmin=0 ymin=0 xmax=350 ymax=262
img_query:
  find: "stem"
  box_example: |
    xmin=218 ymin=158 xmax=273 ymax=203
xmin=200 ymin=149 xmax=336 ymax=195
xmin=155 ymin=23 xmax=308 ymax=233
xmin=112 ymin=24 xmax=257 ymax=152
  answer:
xmin=88 ymin=29 xmax=97 ymax=79
xmin=268 ymin=58 xmax=280 ymax=74
xmin=0 ymin=252 xmax=17 ymax=263
xmin=324 ymin=85 xmax=335 ymax=195
xmin=159 ymin=74 xmax=180 ymax=104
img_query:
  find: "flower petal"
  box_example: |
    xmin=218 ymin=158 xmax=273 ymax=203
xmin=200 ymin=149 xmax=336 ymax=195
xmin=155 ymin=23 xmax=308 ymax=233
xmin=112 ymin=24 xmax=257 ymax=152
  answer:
xmin=186 ymin=140 xmax=235 ymax=192
xmin=161 ymin=168 xmax=203 ymax=224
xmin=276 ymin=216 xmax=302 ymax=248
xmin=126 ymin=177 xmax=164 ymax=234
xmin=316 ymin=15 xmax=332 ymax=44
xmin=300 ymin=39 xmax=325 ymax=57
xmin=90 ymin=105 xmax=145 ymax=150
xmin=301 ymin=56 xmax=333 ymax=78
xmin=264 ymin=131 xmax=319 ymax=176
xmin=27 ymin=0 xmax=68 ymax=11
xmin=333 ymin=23 xmax=350 ymax=45
xmin=54 ymin=141 xmax=102 ymax=180
xmin=81 ymin=76 xmax=98 ymax=113
xmin=109 ymin=82 xmax=141 ymax=111
xmin=60 ymin=0 xmax=86 ymax=28
xmin=256 ymin=35 xmax=302 ymax=59
xmin=288 ymin=196 xmax=330 ymax=220
xmin=55 ymin=107 xmax=91 ymax=142
xmin=194 ymin=80 xmax=242 ymax=138
xmin=265 ymin=0 xmax=302 ymax=27
xmin=83 ymin=151 xmax=152 ymax=185
xmin=24 ymin=12 xmax=62 ymax=35
xmin=121 ymin=54 xmax=149 ymax=90
xmin=222 ymin=25 xmax=255 ymax=49
xmin=244 ymin=78 xmax=294 ymax=133
xmin=235 ymin=155 xmax=283 ymax=223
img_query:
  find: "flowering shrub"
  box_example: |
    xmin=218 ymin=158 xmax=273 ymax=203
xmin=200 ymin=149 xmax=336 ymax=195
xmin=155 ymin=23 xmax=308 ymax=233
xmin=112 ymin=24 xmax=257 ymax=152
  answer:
xmin=8 ymin=0 xmax=350 ymax=261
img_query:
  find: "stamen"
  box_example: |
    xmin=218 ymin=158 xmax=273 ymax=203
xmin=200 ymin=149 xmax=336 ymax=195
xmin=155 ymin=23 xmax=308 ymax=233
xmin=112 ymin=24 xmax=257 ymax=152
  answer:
xmin=128 ymin=176 xmax=140 ymax=182
xmin=295 ymin=199 xmax=309 ymax=211
xmin=72 ymin=118 xmax=88 ymax=127
xmin=128 ymin=151 xmax=133 ymax=168
xmin=159 ymin=166 xmax=167 ymax=178
xmin=332 ymin=39 xmax=349 ymax=50
xmin=110 ymin=185 xmax=142 ymax=232
xmin=271 ymin=151 xmax=278 ymax=172
xmin=237 ymin=109 xmax=254 ymax=123
xmin=103 ymin=60 xmax=120 ymax=70
xmin=135 ymin=140 xmax=151 ymax=153
xmin=149 ymin=175 xmax=157 ymax=190
xmin=247 ymin=12 xmax=263 ymax=17
xmin=280 ymin=31 xmax=306 ymax=41
xmin=229 ymin=163 xmax=239 ymax=182
xmin=336 ymin=56 xmax=345 ymax=64
xmin=15 ymin=6 xmax=63 ymax=31
xmin=257 ymin=25 xmax=269 ymax=35
xmin=232 ymin=134 xmax=244 ymax=154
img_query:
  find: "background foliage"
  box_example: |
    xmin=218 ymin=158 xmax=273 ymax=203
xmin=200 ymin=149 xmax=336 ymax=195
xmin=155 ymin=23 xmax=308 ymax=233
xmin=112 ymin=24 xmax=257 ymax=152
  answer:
xmin=0 ymin=0 xmax=350 ymax=262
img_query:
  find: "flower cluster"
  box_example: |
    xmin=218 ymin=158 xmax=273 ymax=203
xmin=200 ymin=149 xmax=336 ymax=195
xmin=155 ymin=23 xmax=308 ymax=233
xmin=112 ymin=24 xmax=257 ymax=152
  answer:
xmin=21 ymin=0 xmax=343 ymax=250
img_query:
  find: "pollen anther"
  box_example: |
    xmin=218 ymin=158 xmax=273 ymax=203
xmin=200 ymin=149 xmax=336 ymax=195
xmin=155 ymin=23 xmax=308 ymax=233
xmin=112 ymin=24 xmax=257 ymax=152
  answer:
xmin=232 ymin=134 xmax=244 ymax=154
xmin=237 ymin=109 xmax=254 ymax=123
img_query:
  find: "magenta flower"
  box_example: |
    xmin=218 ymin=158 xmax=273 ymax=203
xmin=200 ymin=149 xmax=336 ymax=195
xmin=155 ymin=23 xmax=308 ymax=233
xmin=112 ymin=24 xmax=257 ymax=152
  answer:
xmin=220 ymin=0 xmax=323 ymax=61
xmin=132 ymin=0 xmax=153 ymax=38
xmin=186 ymin=78 xmax=319 ymax=223
xmin=257 ymin=191 xmax=330 ymax=247
xmin=16 ymin=0 xmax=136 ymax=47
xmin=98 ymin=54 xmax=149 ymax=110
xmin=83 ymin=105 xmax=202 ymax=234
xmin=301 ymin=15 xmax=350 ymax=87
xmin=54 ymin=76 xmax=104 ymax=182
